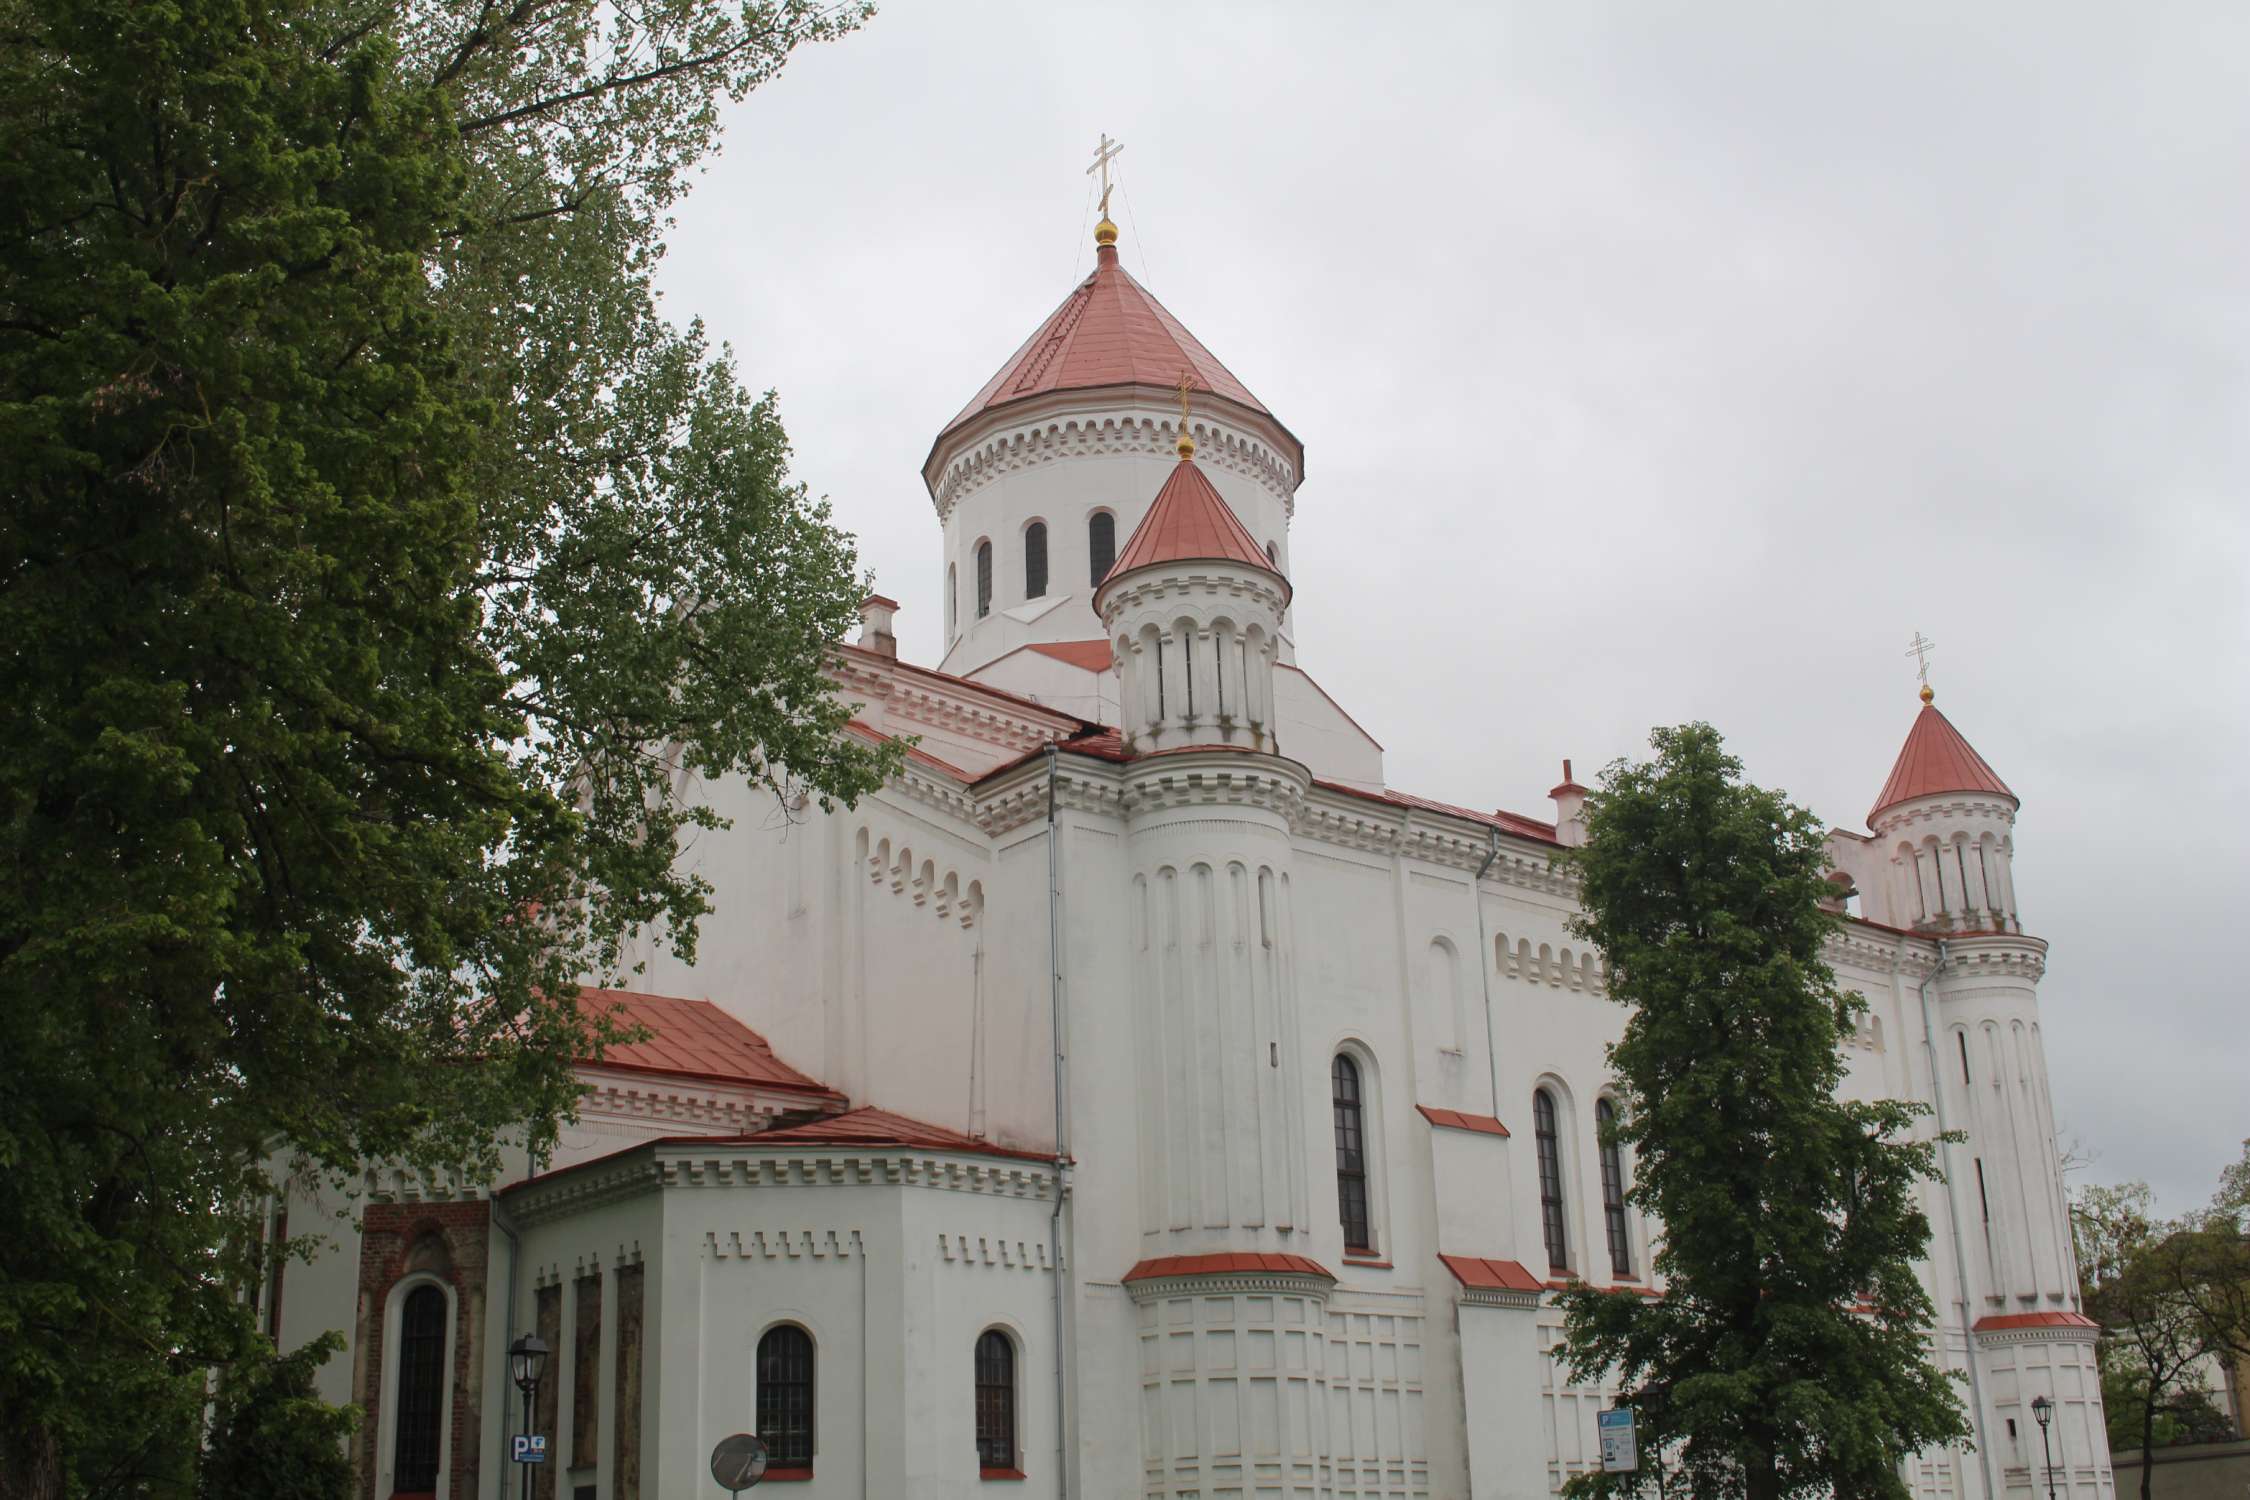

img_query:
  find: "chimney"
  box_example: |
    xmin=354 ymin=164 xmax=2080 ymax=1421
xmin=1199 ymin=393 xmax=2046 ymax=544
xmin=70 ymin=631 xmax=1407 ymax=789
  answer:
xmin=857 ymin=594 xmax=899 ymax=660
xmin=1549 ymin=758 xmax=1590 ymax=848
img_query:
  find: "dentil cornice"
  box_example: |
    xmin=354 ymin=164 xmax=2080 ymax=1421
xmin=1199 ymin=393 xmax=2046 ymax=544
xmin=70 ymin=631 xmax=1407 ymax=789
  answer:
xmin=1122 ymin=1269 xmax=1335 ymax=1304
xmin=932 ymin=408 xmax=1300 ymax=522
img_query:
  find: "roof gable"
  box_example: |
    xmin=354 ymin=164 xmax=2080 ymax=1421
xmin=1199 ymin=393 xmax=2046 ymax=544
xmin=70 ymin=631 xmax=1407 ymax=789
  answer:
xmin=581 ymin=989 xmax=840 ymax=1098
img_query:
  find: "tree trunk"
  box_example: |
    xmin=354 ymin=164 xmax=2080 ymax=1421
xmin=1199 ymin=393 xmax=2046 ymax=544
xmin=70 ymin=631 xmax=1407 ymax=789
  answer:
xmin=0 ymin=1421 xmax=66 ymax=1500
xmin=2139 ymin=1385 xmax=2158 ymax=1500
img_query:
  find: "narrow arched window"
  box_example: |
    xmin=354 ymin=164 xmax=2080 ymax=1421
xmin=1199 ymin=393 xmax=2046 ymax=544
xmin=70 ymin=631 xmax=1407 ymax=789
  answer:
xmin=1597 ymin=1099 xmax=1631 ymax=1278
xmin=1024 ymin=522 xmax=1048 ymax=599
xmin=1534 ymin=1088 xmax=1568 ymax=1272
xmin=1265 ymin=540 xmax=1278 ymax=567
xmin=974 ymin=1330 xmax=1016 ymax=1472
xmin=975 ymin=541 xmax=992 ymax=619
xmin=947 ymin=562 xmax=957 ymax=640
xmin=1088 ymin=512 xmax=1115 ymax=586
xmin=393 ymin=1285 xmax=446 ymax=1491
xmin=1333 ymin=1054 xmax=1373 ymax=1253
xmin=756 ymin=1324 xmax=815 ymax=1470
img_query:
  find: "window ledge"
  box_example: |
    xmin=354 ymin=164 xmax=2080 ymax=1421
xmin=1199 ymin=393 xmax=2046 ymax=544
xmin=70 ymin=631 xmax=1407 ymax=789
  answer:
xmin=763 ymin=1467 xmax=814 ymax=1483
xmin=981 ymin=1466 xmax=1028 ymax=1481
xmin=1341 ymin=1256 xmax=1393 ymax=1270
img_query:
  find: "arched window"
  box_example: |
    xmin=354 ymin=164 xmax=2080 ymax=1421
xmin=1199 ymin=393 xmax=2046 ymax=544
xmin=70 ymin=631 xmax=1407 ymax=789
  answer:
xmin=1265 ymin=540 xmax=1278 ymax=567
xmin=1088 ymin=512 xmax=1116 ymax=586
xmin=393 ymin=1284 xmax=447 ymax=1492
xmin=1333 ymin=1054 xmax=1373 ymax=1253
xmin=756 ymin=1324 xmax=815 ymax=1471
xmin=1534 ymin=1087 xmax=1568 ymax=1272
xmin=946 ymin=562 xmax=957 ymax=640
xmin=974 ymin=541 xmax=992 ymax=619
xmin=974 ymin=1330 xmax=1017 ymax=1473
xmin=1597 ymin=1099 xmax=1631 ymax=1278
xmin=1024 ymin=522 xmax=1048 ymax=599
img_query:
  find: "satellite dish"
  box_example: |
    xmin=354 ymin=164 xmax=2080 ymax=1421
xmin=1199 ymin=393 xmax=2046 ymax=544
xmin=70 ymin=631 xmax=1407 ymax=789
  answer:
xmin=710 ymin=1433 xmax=768 ymax=1492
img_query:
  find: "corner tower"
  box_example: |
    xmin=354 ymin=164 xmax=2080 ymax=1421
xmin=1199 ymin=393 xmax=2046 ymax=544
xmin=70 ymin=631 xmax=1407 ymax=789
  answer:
xmin=924 ymin=212 xmax=1303 ymax=676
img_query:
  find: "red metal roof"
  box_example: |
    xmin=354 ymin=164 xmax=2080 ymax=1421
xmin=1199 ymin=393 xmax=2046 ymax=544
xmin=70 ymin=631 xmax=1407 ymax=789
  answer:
xmin=1869 ymin=700 xmax=2015 ymax=822
xmin=580 ymin=989 xmax=842 ymax=1097
xmin=1105 ymin=458 xmax=1282 ymax=585
xmin=1417 ymin=1105 xmax=1511 ymax=1138
xmin=744 ymin=1106 xmax=1055 ymax=1163
xmin=1027 ymin=640 xmax=1116 ymax=672
xmin=1314 ymin=779 xmax=1560 ymax=846
xmin=1438 ymin=1254 xmax=1545 ymax=1293
xmin=1121 ymin=1252 xmax=1335 ymax=1283
xmin=1970 ymin=1310 xmax=2098 ymax=1332
xmin=941 ymin=243 xmax=1274 ymax=439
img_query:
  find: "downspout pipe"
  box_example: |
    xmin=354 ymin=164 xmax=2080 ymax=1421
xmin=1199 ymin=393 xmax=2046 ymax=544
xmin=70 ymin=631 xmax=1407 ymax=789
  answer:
xmin=490 ymin=1180 xmax=524 ymax=1468
xmin=1914 ymin=936 xmax=1995 ymax=1500
xmin=1044 ymin=745 xmax=1074 ymax=1500
xmin=1474 ymin=829 xmax=1502 ymax=1118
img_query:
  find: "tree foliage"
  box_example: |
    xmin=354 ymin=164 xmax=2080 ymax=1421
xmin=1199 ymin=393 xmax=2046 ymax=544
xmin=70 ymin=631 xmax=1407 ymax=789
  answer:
xmin=196 ymin=1337 xmax=358 ymax=1500
xmin=1553 ymin=723 xmax=1970 ymax=1500
xmin=0 ymin=0 xmax=886 ymax=1492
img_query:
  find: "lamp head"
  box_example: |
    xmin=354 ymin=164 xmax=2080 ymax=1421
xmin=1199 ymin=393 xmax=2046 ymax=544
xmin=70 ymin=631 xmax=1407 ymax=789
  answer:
xmin=2031 ymin=1394 xmax=2053 ymax=1428
xmin=510 ymin=1333 xmax=549 ymax=1395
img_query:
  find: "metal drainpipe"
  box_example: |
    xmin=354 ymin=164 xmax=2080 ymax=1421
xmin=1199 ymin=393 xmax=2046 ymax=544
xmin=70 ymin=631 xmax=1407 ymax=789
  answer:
xmin=1474 ymin=829 xmax=1502 ymax=1118
xmin=1914 ymin=935 xmax=1995 ymax=1500
xmin=1044 ymin=745 xmax=1074 ymax=1500
xmin=490 ymin=1183 xmax=524 ymax=1467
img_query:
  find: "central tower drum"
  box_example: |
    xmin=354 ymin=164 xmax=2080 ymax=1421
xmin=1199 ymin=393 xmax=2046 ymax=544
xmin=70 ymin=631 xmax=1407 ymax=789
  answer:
xmin=921 ymin=214 xmax=1303 ymax=676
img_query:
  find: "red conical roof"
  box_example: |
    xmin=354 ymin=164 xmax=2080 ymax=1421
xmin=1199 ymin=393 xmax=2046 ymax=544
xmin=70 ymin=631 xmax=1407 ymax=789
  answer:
xmin=1105 ymin=457 xmax=1284 ymax=589
xmin=1869 ymin=697 xmax=2015 ymax=822
xmin=935 ymin=243 xmax=1295 ymax=462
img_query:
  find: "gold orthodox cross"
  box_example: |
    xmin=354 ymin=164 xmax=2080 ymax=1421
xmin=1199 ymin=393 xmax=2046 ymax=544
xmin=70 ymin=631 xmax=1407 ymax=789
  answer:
xmin=1905 ymin=630 xmax=1937 ymax=687
xmin=1177 ymin=368 xmax=1195 ymax=427
xmin=1087 ymin=133 xmax=1124 ymax=218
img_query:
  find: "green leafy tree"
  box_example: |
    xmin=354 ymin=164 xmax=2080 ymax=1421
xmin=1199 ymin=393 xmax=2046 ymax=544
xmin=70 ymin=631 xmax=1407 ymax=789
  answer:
xmin=0 ymin=0 xmax=887 ymax=1493
xmin=2073 ymin=1183 xmax=2225 ymax=1497
xmin=1552 ymin=723 xmax=1970 ymax=1500
xmin=197 ymin=1338 xmax=358 ymax=1500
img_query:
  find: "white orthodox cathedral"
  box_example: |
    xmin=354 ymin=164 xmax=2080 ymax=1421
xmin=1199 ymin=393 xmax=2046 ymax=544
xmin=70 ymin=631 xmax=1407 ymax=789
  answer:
xmin=267 ymin=204 xmax=2109 ymax=1500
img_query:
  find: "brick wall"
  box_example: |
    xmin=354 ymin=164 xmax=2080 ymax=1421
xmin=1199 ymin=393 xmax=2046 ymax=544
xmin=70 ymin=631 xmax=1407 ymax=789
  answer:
xmin=354 ymin=1201 xmax=492 ymax=1500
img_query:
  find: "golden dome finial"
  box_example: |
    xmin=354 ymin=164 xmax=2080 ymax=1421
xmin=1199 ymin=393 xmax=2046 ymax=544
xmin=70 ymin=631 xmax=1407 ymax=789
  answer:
xmin=1094 ymin=216 xmax=1118 ymax=247
xmin=1920 ymin=683 xmax=1935 ymax=705
xmin=1175 ymin=369 xmax=1197 ymax=459
xmin=1906 ymin=631 xmax=1937 ymax=705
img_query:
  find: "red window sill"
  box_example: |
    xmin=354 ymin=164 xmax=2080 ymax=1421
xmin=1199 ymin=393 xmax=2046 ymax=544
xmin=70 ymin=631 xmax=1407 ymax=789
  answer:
xmin=1341 ymin=1256 xmax=1393 ymax=1269
xmin=763 ymin=1467 xmax=814 ymax=1482
xmin=981 ymin=1467 xmax=1027 ymax=1481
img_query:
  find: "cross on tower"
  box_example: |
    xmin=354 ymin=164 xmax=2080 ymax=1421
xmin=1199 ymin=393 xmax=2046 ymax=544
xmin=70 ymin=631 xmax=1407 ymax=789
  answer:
xmin=1086 ymin=133 xmax=1124 ymax=218
xmin=1905 ymin=630 xmax=1937 ymax=687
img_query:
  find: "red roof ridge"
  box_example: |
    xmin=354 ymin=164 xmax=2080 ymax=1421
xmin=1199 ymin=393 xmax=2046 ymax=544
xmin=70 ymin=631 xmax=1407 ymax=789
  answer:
xmin=842 ymin=719 xmax=972 ymax=779
xmin=1869 ymin=701 xmax=2015 ymax=823
xmin=743 ymin=1104 xmax=1056 ymax=1163
xmin=835 ymin=641 xmax=1093 ymax=732
xmin=1023 ymin=639 xmax=1115 ymax=673
xmin=1121 ymin=1252 xmax=1335 ymax=1283
xmin=1437 ymin=1254 xmax=1546 ymax=1293
xmin=1104 ymin=458 xmax=1284 ymax=586
xmin=1417 ymin=1104 xmax=1511 ymax=1138
xmin=1312 ymin=779 xmax=1560 ymax=845
xmin=1971 ymin=1310 xmax=2098 ymax=1332
xmin=578 ymin=989 xmax=842 ymax=1098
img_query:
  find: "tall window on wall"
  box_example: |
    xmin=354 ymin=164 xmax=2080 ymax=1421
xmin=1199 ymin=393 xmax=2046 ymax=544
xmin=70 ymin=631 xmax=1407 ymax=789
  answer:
xmin=974 ymin=1330 xmax=1017 ymax=1473
xmin=1534 ymin=1087 xmax=1568 ymax=1272
xmin=1024 ymin=522 xmax=1048 ymax=598
xmin=1597 ymin=1098 xmax=1631 ymax=1278
xmin=1332 ymin=1054 xmax=1373 ymax=1253
xmin=946 ymin=563 xmax=957 ymax=640
xmin=393 ymin=1285 xmax=446 ymax=1492
xmin=756 ymin=1325 xmax=815 ymax=1472
xmin=1088 ymin=512 xmax=1115 ymax=586
xmin=974 ymin=541 xmax=992 ymax=619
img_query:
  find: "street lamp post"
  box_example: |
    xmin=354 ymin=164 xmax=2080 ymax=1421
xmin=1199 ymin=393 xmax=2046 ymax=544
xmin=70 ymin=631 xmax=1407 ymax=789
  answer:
xmin=510 ymin=1334 xmax=549 ymax=1500
xmin=2031 ymin=1395 xmax=2058 ymax=1500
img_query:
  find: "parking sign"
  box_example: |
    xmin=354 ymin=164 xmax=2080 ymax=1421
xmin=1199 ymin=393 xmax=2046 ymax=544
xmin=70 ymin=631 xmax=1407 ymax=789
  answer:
xmin=512 ymin=1434 xmax=547 ymax=1465
xmin=1597 ymin=1409 xmax=1637 ymax=1473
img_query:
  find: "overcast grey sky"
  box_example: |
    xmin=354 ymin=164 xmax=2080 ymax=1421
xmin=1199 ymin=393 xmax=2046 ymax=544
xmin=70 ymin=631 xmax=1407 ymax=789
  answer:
xmin=655 ymin=1 xmax=2249 ymax=1213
